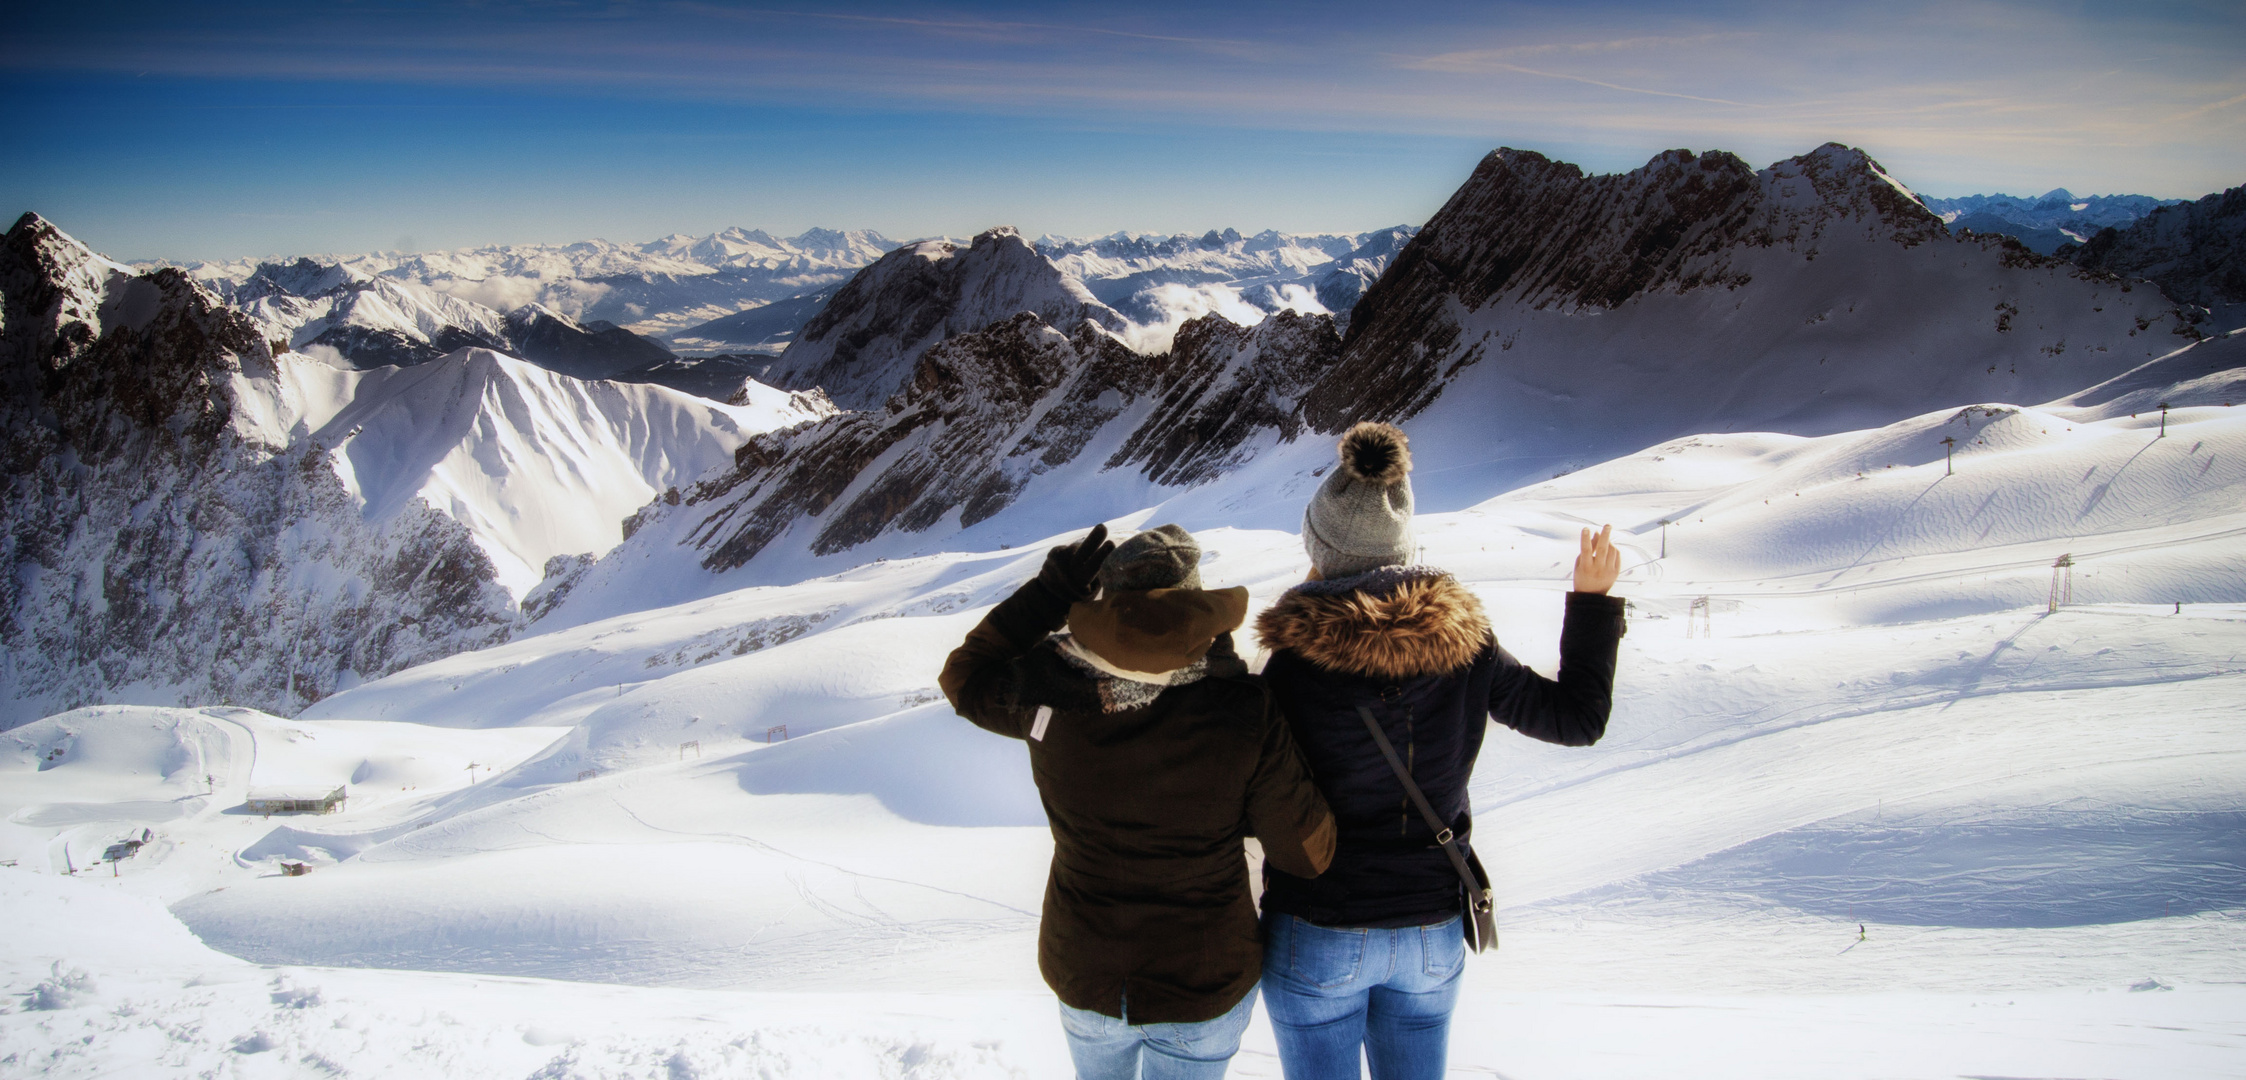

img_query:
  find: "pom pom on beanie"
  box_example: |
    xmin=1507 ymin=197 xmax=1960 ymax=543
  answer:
xmin=1303 ymin=422 xmax=1416 ymax=578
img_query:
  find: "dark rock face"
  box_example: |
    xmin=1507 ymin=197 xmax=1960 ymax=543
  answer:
xmin=612 ymin=353 xmax=774 ymax=401
xmin=503 ymin=304 xmax=675 ymax=380
xmin=0 ymin=213 xmax=517 ymax=722
xmin=649 ymin=306 xmax=1338 ymax=572
xmin=1109 ymin=310 xmax=1339 ymax=486
xmin=2070 ymin=185 xmax=2246 ymax=318
xmin=760 ymin=228 xmax=1126 ymax=411
xmin=302 ymin=321 xmax=508 ymax=368
xmin=1311 ymin=144 xmax=1952 ymax=430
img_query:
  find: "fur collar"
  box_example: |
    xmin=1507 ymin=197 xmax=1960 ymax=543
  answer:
xmin=1254 ymin=567 xmax=1490 ymax=679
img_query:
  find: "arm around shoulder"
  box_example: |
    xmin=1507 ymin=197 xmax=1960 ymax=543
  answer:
xmin=1244 ymin=698 xmax=1337 ymax=877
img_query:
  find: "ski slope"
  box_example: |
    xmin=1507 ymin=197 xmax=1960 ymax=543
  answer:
xmin=3 ymin=368 xmax=2243 ymax=1076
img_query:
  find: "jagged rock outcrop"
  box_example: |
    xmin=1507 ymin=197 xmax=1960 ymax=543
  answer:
xmin=583 ymin=306 xmax=1336 ymax=584
xmin=1108 ymin=310 xmax=1339 ymax=485
xmin=1304 ymin=143 xmax=2194 ymax=470
xmin=1 ymin=214 xmax=518 ymax=723
xmin=759 ymin=227 xmax=1128 ymax=410
xmin=2068 ymin=184 xmax=2246 ymax=320
xmin=1315 ymin=144 xmax=1939 ymax=427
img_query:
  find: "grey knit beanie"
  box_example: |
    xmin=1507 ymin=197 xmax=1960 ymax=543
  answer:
xmin=1303 ymin=422 xmax=1415 ymax=578
xmin=1098 ymin=524 xmax=1204 ymax=593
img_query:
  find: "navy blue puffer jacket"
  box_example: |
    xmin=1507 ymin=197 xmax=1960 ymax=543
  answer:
xmin=1254 ymin=567 xmax=1626 ymax=928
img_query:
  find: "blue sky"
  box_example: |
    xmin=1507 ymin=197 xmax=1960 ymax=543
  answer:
xmin=4 ymin=1 xmax=2240 ymax=261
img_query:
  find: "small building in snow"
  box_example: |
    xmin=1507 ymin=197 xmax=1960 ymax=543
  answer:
xmin=244 ymin=786 xmax=347 ymax=816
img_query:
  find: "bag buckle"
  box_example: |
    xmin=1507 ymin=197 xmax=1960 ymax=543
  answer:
xmin=1435 ymin=827 xmax=1454 ymax=846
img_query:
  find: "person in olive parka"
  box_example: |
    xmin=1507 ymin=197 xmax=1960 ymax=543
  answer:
xmin=941 ymin=523 xmax=1337 ymax=1079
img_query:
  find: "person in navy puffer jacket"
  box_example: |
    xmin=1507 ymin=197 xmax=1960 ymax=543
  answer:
xmin=1252 ymin=421 xmax=1626 ymax=1080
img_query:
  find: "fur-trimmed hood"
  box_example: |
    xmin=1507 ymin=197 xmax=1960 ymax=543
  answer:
xmin=1254 ymin=566 xmax=1490 ymax=679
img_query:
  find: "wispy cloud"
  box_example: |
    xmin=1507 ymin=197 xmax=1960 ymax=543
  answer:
xmin=680 ymin=5 xmax=1259 ymax=51
xmin=1409 ymin=32 xmax=1746 ymax=67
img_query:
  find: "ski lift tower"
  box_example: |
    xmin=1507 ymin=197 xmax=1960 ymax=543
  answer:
xmin=2048 ymin=554 xmax=2075 ymax=613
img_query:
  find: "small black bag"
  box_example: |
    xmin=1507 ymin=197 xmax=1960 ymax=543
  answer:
xmin=1357 ymin=705 xmax=1498 ymax=953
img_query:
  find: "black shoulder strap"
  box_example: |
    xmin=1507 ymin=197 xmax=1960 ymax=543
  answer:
xmin=1357 ymin=704 xmax=1497 ymax=951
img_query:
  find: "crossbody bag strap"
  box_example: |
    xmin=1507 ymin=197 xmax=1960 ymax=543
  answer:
xmin=1357 ymin=704 xmax=1497 ymax=950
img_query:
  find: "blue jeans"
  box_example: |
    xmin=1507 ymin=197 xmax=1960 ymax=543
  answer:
xmin=1259 ymin=913 xmax=1465 ymax=1080
xmin=1058 ymin=989 xmax=1258 ymax=1080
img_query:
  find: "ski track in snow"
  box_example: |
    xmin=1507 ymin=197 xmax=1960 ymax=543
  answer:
xmin=4 ymin=382 xmax=2244 ymax=1076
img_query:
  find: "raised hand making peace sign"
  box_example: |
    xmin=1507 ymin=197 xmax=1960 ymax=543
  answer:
xmin=1573 ymin=524 xmax=1620 ymax=594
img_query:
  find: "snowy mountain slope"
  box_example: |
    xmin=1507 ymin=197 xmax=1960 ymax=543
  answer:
xmin=758 ymin=227 xmax=1129 ymax=411
xmin=4 ymin=363 xmax=2236 ymax=1060
xmin=235 ymin=257 xmax=513 ymax=368
xmin=235 ymin=262 xmax=694 ymax=381
xmin=0 ymin=213 xmax=520 ymax=725
xmin=1 ymin=214 xmax=840 ymax=721
xmin=3 ymin=335 xmax=2239 ymax=1074
xmin=1313 ymin=144 xmax=2200 ymax=487
xmin=238 ymin=347 xmax=833 ymax=596
xmin=171 ymin=225 xmax=1398 ymax=374
xmin=1311 ymin=225 xmax=1415 ymax=328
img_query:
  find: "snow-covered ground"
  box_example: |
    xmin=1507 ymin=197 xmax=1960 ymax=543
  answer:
xmin=4 ymin=374 xmax=2242 ymax=1075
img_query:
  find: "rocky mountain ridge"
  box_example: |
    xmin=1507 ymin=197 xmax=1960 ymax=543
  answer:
xmin=0 ymin=214 xmax=518 ymax=723
xmin=1 ymin=213 xmax=839 ymax=721
xmin=2067 ymin=184 xmax=2246 ymax=324
xmin=542 ymin=143 xmax=2212 ymax=621
xmin=1312 ymin=143 xmax=2194 ymax=451
xmin=757 ymin=228 xmax=1129 ymax=411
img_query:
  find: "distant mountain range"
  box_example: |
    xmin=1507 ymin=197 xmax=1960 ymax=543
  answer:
xmin=1921 ymin=190 xmax=2186 ymax=255
xmin=13 ymin=150 xmax=2240 ymax=716
xmin=144 ymin=224 xmax=1417 ymax=374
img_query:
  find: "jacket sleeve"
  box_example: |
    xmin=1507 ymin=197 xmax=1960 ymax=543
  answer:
xmin=1244 ymin=697 xmax=1337 ymax=878
xmin=938 ymin=575 xmax=1074 ymax=740
xmin=1489 ymin=591 xmax=1626 ymax=747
